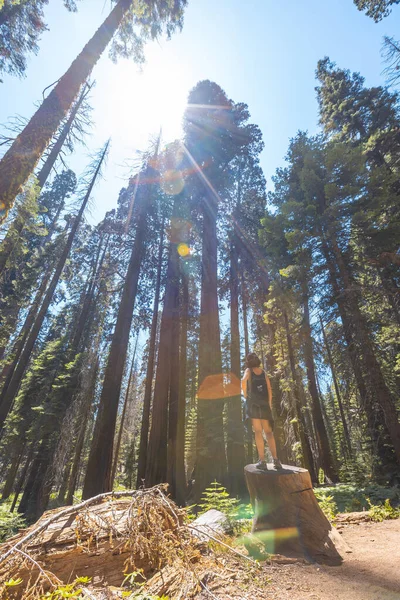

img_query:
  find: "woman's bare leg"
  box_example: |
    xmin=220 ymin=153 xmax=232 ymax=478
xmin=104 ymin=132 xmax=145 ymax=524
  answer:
xmin=261 ymin=420 xmax=278 ymax=460
xmin=252 ymin=419 xmax=265 ymax=461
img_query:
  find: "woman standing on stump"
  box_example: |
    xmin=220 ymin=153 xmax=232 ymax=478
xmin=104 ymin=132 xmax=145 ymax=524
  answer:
xmin=241 ymin=353 xmax=282 ymax=471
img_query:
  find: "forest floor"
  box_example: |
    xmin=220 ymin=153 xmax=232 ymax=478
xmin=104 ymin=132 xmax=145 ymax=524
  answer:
xmin=219 ymin=518 xmax=400 ymax=600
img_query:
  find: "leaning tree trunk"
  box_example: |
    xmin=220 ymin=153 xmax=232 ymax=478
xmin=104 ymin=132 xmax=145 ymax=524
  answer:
xmin=244 ymin=464 xmax=344 ymax=564
xmin=0 ymin=144 xmax=108 ymax=430
xmin=283 ymin=310 xmax=317 ymax=483
xmin=82 ymin=172 xmax=152 ymax=499
xmin=301 ymin=279 xmax=338 ymax=483
xmin=0 ymin=0 xmax=131 ymax=223
xmin=136 ymin=217 xmax=165 ymax=488
xmin=227 ymin=238 xmax=246 ymax=496
xmin=193 ymin=198 xmax=226 ymax=500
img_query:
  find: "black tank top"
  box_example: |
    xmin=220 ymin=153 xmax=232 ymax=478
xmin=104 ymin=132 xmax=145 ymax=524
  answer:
xmin=249 ymin=369 xmax=269 ymax=406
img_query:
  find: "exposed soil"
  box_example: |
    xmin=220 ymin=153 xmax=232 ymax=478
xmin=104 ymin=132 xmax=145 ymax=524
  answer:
xmin=261 ymin=518 xmax=400 ymax=600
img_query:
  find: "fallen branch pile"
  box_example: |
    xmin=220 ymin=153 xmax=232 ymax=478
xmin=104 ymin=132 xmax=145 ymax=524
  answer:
xmin=0 ymin=486 xmax=263 ymax=600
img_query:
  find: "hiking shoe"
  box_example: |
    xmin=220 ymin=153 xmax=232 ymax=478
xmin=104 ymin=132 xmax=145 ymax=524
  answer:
xmin=256 ymin=459 xmax=268 ymax=471
xmin=273 ymin=458 xmax=283 ymax=470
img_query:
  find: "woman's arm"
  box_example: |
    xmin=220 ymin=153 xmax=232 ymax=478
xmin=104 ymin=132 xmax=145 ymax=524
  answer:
xmin=265 ymin=374 xmax=273 ymax=409
xmin=241 ymin=368 xmax=250 ymax=399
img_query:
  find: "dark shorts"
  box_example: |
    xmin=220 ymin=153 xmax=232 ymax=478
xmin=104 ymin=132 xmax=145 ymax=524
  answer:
xmin=246 ymin=402 xmax=274 ymax=428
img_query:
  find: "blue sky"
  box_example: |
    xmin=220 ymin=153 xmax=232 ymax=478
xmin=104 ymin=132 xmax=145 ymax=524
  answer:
xmin=1 ymin=0 xmax=399 ymax=224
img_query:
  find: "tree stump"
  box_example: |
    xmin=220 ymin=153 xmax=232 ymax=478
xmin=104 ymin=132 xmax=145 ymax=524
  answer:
xmin=244 ymin=463 xmax=344 ymax=564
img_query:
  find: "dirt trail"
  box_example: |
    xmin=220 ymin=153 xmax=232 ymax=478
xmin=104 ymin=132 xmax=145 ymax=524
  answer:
xmin=265 ymin=519 xmax=400 ymax=600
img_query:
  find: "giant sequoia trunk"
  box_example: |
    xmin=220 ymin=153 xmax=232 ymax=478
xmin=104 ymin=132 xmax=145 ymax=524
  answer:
xmin=0 ymin=0 xmax=131 ymax=222
xmin=226 ymin=238 xmax=245 ymax=496
xmin=82 ymin=173 xmax=152 ymax=499
xmin=0 ymin=145 xmax=108 ymax=430
xmin=136 ymin=218 xmax=165 ymax=487
xmin=193 ymin=200 xmax=226 ymax=499
xmin=301 ymin=279 xmax=338 ymax=483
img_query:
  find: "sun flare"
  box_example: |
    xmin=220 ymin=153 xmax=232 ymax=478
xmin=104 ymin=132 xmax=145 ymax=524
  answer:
xmin=103 ymin=47 xmax=191 ymax=150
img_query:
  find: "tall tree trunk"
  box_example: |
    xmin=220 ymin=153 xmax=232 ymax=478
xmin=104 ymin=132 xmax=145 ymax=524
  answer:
xmin=193 ymin=199 xmax=226 ymax=500
xmin=327 ymin=228 xmax=400 ymax=466
xmin=166 ymin=244 xmax=181 ymax=501
xmin=110 ymin=336 xmax=138 ymax=487
xmin=379 ymin=268 xmax=400 ymax=327
xmin=301 ymin=278 xmax=338 ymax=482
xmin=0 ymin=0 xmax=131 ymax=222
xmin=241 ymin=277 xmax=253 ymax=464
xmin=265 ymin=324 xmax=289 ymax=465
xmin=283 ymin=310 xmax=317 ymax=482
xmin=145 ymin=239 xmax=180 ymax=488
xmin=136 ymin=217 xmax=165 ymax=487
xmin=10 ymin=445 xmax=35 ymax=513
xmin=319 ymin=316 xmax=352 ymax=458
xmin=319 ymin=232 xmax=396 ymax=473
xmin=65 ymin=357 xmax=99 ymax=505
xmin=226 ymin=238 xmax=245 ymax=495
xmin=0 ymin=143 xmax=108 ymax=430
xmin=82 ymin=170 xmax=152 ymax=499
xmin=36 ymin=83 xmax=91 ymax=189
xmin=176 ymin=270 xmax=189 ymax=502
xmin=0 ymin=251 xmax=60 ymax=398
xmin=1 ymin=440 xmax=25 ymax=500
xmin=0 ymin=211 xmax=25 ymax=277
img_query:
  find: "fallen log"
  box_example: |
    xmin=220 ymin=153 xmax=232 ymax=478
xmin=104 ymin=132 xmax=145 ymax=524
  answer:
xmin=0 ymin=486 xmax=187 ymax=598
xmin=244 ymin=463 xmax=344 ymax=564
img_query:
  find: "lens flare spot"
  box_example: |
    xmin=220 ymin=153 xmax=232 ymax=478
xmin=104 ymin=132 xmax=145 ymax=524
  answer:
xmin=168 ymin=218 xmax=192 ymax=244
xmin=177 ymin=243 xmax=190 ymax=257
xmin=197 ymin=372 xmax=241 ymax=400
xmin=161 ymin=169 xmax=185 ymax=196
